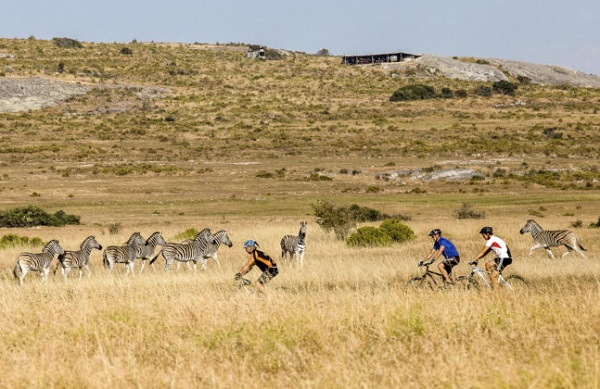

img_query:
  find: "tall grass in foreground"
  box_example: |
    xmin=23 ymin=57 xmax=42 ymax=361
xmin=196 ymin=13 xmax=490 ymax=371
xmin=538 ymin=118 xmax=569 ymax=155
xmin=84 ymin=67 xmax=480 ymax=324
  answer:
xmin=0 ymin=218 xmax=598 ymax=388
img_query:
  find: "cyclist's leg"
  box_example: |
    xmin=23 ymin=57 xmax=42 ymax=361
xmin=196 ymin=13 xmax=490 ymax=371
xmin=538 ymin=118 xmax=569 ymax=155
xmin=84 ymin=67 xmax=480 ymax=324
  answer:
xmin=438 ymin=261 xmax=452 ymax=283
xmin=486 ymin=259 xmax=500 ymax=289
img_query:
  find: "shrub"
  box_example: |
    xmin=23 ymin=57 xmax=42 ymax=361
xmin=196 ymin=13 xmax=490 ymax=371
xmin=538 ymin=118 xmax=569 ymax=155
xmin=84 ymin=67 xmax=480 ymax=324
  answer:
xmin=52 ymin=37 xmax=83 ymax=48
xmin=389 ymin=84 xmax=436 ymax=102
xmin=312 ymin=200 xmax=356 ymax=240
xmin=589 ymin=217 xmax=600 ymax=228
xmin=455 ymin=89 xmax=468 ymax=98
xmin=454 ymin=203 xmax=485 ymax=219
xmin=0 ymin=234 xmax=44 ymax=249
xmin=492 ymin=80 xmax=518 ymax=95
xmin=173 ymin=228 xmax=199 ymax=241
xmin=441 ymin=87 xmax=454 ymax=98
xmin=474 ymin=85 xmax=492 ymax=97
xmin=348 ymin=204 xmax=386 ymax=222
xmin=108 ymin=223 xmax=122 ymax=235
xmin=347 ymin=226 xmax=393 ymax=247
xmin=0 ymin=206 xmax=80 ymax=228
xmin=379 ymin=218 xmax=416 ymax=243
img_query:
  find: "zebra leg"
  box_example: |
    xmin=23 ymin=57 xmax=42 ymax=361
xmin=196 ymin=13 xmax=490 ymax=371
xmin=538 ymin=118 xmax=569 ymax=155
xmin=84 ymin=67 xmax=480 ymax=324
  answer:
xmin=84 ymin=265 xmax=92 ymax=278
xmin=543 ymin=247 xmax=556 ymax=259
xmin=299 ymin=251 xmax=305 ymax=265
xmin=42 ymin=266 xmax=51 ymax=283
xmin=64 ymin=267 xmax=72 ymax=280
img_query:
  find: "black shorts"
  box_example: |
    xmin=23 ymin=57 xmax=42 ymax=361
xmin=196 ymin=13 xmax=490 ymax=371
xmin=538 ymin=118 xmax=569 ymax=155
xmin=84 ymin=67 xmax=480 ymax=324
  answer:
xmin=442 ymin=256 xmax=460 ymax=274
xmin=494 ymin=257 xmax=512 ymax=272
xmin=258 ymin=266 xmax=278 ymax=285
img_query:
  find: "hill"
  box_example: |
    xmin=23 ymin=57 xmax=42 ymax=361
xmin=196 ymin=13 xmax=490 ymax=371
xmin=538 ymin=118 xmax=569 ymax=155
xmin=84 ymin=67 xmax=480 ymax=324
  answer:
xmin=0 ymin=37 xmax=599 ymax=225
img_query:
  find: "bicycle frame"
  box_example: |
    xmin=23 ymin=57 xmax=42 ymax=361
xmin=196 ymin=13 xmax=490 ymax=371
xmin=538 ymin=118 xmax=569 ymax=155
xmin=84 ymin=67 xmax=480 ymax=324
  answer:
xmin=466 ymin=264 xmax=525 ymax=290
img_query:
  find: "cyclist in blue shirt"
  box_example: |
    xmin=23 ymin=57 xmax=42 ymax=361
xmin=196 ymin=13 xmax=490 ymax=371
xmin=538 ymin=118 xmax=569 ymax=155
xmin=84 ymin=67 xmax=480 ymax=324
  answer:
xmin=419 ymin=229 xmax=461 ymax=284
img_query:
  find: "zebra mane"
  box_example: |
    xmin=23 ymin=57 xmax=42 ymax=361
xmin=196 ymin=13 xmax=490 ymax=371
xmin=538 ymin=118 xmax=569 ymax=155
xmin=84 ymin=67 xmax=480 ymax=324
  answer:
xmin=81 ymin=236 xmax=96 ymax=249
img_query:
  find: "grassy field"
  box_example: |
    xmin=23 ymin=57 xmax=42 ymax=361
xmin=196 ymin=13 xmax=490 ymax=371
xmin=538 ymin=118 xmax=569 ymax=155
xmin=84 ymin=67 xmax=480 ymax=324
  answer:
xmin=0 ymin=37 xmax=599 ymax=388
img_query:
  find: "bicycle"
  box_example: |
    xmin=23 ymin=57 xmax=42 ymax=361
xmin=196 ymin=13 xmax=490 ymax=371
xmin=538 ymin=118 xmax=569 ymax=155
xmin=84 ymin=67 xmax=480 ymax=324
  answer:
xmin=460 ymin=261 xmax=528 ymax=291
xmin=407 ymin=260 xmax=468 ymax=290
xmin=235 ymin=274 xmax=253 ymax=294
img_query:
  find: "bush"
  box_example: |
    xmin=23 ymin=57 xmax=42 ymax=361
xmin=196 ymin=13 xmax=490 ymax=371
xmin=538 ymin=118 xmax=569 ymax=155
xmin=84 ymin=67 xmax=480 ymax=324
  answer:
xmin=348 ymin=204 xmax=386 ymax=222
xmin=173 ymin=228 xmax=199 ymax=241
xmin=0 ymin=206 xmax=80 ymax=228
xmin=441 ymin=87 xmax=454 ymax=98
xmin=590 ymin=217 xmax=600 ymax=228
xmin=474 ymin=86 xmax=492 ymax=97
xmin=379 ymin=218 xmax=416 ymax=243
xmin=492 ymin=80 xmax=518 ymax=95
xmin=347 ymin=226 xmax=393 ymax=248
xmin=52 ymin=37 xmax=83 ymax=48
xmin=454 ymin=203 xmax=486 ymax=219
xmin=312 ymin=200 xmax=356 ymax=240
xmin=389 ymin=84 xmax=436 ymax=102
xmin=0 ymin=234 xmax=44 ymax=249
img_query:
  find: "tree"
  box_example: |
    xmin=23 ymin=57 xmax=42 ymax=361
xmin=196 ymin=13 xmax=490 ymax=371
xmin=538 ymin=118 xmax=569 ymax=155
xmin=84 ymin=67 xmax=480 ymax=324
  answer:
xmin=316 ymin=48 xmax=330 ymax=56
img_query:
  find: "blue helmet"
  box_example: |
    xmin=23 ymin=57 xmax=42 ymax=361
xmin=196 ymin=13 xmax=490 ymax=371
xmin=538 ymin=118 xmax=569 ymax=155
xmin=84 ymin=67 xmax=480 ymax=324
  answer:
xmin=243 ymin=239 xmax=256 ymax=248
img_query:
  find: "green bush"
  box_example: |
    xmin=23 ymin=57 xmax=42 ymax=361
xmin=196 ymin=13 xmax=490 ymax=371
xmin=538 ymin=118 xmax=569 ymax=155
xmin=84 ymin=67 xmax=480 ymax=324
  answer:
xmin=347 ymin=226 xmax=393 ymax=248
xmin=379 ymin=218 xmax=416 ymax=243
xmin=492 ymin=80 xmax=518 ymax=95
xmin=173 ymin=228 xmax=199 ymax=241
xmin=0 ymin=234 xmax=44 ymax=249
xmin=454 ymin=203 xmax=486 ymax=219
xmin=348 ymin=204 xmax=386 ymax=222
xmin=312 ymin=199 xmax=356 ymax=240
xmin=0 ymin=206 xmax=80 ymax=228
xmin=52 ymin=37 xmax=83 ymax=48
xmin=590 ymin=217 xmax=600 ymax=228
xmin=474 ymin=85 xmax=492 ymax=97
xmin=389 ymin=84 xmax=436 ymax=102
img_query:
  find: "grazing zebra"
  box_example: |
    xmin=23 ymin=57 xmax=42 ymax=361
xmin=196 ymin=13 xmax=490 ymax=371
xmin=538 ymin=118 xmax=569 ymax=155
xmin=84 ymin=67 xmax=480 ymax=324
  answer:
xmin=13 ymin=239 xmax=65 ymax=284
xmin=519 ymin=219 xmax=587 ymax=259
xmin=103 ymin=232 xmax=147 ymax=275
xmin=54 ymin=236 xmax=103 ymax=280
xmin=149 ymin=228 xmax=216 ymax=272
xmin=280 ymin=221 xmax=307 ymax=266
xmin=137 ymin=232 xmax=167 ymax=273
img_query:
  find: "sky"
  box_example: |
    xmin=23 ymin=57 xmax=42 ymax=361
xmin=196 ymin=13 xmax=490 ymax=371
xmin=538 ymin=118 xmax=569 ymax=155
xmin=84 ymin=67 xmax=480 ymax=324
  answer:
xmin=2 ymin=0 xmax=599 ymax=76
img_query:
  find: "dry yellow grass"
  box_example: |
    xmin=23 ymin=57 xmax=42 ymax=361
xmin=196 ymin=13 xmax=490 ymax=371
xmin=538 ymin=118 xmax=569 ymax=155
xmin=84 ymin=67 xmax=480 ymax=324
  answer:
xmin=0 ymin=216 xmax=598 ymax=388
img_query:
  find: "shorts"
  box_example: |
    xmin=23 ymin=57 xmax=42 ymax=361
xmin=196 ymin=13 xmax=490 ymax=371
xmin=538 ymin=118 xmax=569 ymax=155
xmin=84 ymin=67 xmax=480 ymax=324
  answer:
xmin=258 ymin=266 xmax=278 ymax=285
xmin=442 ymin=256 xmax=460 ymax=274
xmin=493 ymin=257 xmax=512 ymax=272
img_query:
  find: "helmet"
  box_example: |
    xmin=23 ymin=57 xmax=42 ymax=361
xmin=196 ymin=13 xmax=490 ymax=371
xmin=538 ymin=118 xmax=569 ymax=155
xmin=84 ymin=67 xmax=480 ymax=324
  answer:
xmin=479 ymin=226 xmax=493 ymax=235
xmin=428 ymin=229 xmax=442 ymax=236
xmin=243 ymin=239 xmax=256 ymax=248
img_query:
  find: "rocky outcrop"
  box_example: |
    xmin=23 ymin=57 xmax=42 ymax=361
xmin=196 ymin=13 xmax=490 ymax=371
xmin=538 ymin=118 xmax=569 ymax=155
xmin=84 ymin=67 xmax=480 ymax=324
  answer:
xmin=0 ymin=77 xmax=89 ymax=113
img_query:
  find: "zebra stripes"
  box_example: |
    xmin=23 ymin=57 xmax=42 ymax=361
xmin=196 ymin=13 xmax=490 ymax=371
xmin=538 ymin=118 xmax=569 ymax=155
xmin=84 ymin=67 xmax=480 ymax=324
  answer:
xmin=13 ymin=239 xmax=65 ymax=284
xmin=137 ymin=231 xmax=167 ymax=273
xmin=102 ymin=232 xmax=147 ymax=275
xmin=519 ymin=219 xmax=587 ymax=259
xmin=199 ymin=229 xmax=233 ymax=270
xmin=149 ymin=228 xmax=216 ymax=272
xmin=280 ymin=221 xmax=307 ymax=266
xmin=54 ymin=236 xmax=103 ymax=280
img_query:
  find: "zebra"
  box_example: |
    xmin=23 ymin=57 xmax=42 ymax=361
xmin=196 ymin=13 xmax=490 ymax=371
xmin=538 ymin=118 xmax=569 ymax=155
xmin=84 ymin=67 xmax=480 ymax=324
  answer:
xmin=137 ymin=231 xmax=167 ymax=273
xmin=519 ymin=219 xmax=587 ymax=259
xmin=13 ymin=239 xmax=65 ymax=284
xmin=201 ymin=229 xmax=233 ymax=270
xmin=280 ymin=221 xmax=307 ymax=266
xmin=149 ymin=228 xmax=216 ymax=272
xmin=54 ymin=236 xmax=103 ymax=280
xmin=102 ymin=232 xmax=147 ymax=275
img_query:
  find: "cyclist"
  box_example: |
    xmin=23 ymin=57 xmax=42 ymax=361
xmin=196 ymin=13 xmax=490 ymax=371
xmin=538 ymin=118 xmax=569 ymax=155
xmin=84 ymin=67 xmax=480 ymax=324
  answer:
xmin=419 ymin=229 xmax=461 ymax=284
xmin=470 ymin=226 xmax=513 ymax=289
xmin=235 ymin=239 xmax=278 ymax=293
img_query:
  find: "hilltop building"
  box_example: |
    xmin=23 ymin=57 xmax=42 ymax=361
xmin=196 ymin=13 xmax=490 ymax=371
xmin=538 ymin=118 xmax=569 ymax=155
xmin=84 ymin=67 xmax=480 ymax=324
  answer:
xmin=342 ymin=51 xmax=421 ymax=65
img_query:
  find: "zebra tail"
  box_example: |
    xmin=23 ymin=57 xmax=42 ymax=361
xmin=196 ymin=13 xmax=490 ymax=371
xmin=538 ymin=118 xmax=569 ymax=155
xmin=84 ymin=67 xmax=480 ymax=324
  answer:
xmin=578 ymin=240 xmax=587 ymax=251
xmin=13 ymin=261 xmax=22 ymax=280
xmin=148 ymin=250 xmax=162 ymax=265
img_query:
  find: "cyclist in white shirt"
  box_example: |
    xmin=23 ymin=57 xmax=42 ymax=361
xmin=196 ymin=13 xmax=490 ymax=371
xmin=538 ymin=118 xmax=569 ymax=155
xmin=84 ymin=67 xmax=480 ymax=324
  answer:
xmin=470 ymin=226 xmax=513 ymax=289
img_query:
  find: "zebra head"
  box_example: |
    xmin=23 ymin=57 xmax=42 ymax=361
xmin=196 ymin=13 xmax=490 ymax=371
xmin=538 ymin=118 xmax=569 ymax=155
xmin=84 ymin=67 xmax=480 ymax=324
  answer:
xmin=128 ymin=232 xmax=147 ymax=248
xmin=82 ymin=235 xmax=103 ymax=251
xmin=148 ymin=231 xmax=167 ymax=247
xmin=520 ymin=219 xmax=540 ymax=235
xmin=299 ymin=221 xmax=307 ymax=239
xmin=214 ymin=230 xmax=233 ymax=248
xmin=44 ymin=239 xmax=65 ymax=256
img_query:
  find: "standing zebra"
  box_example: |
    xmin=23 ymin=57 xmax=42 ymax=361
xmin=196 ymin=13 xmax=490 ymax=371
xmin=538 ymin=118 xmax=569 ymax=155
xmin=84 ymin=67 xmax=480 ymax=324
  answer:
xmin=13 ymin=239 xmax=65 ymax=284
xmin=103 ymin=232 xmax=147 ymax=275
xmin=137 ymin=231 xmax=167 ymax=273
xmin=149 ymin=228 xmax=216 ymax=272
xmin=519 ymin=219 xmax=587 ymax=259
xmin=280 ymin=221 xmax=307 ymax=266
xmin=54 ymin=236 xmax=103 ymax=280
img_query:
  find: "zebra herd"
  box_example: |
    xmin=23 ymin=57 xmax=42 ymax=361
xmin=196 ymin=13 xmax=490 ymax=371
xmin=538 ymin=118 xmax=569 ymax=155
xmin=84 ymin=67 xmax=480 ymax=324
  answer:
xmin=10 ymin=222 xmax=309 ymax=284
xmin=12 ymin=228 xmax=234 ymax=284
xmin=10 ymin=218 xmax=587 ymax=284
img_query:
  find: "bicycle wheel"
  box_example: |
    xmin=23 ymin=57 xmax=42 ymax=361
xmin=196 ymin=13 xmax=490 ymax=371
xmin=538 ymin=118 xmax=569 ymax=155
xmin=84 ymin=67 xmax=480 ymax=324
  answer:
xmin=464 ymin=276 xmax=484 ymax=291
xmin=407 ymin=276 xmax=434 ymax=290
xmin=500 ymin=274 xmax=528 ymax=290
xmin=453 ymin=276 xmax=471 ymax=290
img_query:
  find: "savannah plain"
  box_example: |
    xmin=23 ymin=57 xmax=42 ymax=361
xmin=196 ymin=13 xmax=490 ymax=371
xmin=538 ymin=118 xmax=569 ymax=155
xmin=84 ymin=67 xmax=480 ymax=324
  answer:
xmin=0 ymin=38 xmax=599 ymax=388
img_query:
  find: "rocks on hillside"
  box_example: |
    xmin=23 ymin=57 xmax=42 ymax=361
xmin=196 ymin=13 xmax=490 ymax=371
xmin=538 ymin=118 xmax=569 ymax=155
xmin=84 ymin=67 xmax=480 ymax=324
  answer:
xmin=0 ymin=77 xmax=88 ymax=113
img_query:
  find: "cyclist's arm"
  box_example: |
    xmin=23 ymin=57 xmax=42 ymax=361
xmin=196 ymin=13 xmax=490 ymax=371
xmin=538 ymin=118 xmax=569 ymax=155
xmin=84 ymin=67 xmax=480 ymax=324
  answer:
xmin=423 ymin=247 xmax=443 ymax=263
xmin=471 ymin=246 xmax=491 ymax=263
